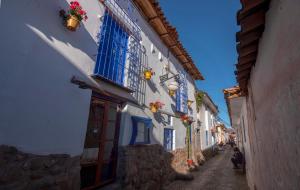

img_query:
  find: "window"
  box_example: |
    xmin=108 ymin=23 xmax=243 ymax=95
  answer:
xmin=176 ymin=72 xmax=188 ymax=113
xmin=130 ymin=116 xmax=152 ymax=144
xmin=164 ymin=128 xmax=175 ymax=151
xmin=94 ymin=11 xmax=129 ymax=85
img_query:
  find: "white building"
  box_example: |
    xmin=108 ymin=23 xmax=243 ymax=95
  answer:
xmin=0 ymin=0 xmax=203 ymax=189
xmin=195 ymin=92 xmax=218 ymax=151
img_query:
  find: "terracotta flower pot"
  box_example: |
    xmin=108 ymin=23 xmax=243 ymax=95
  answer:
xmin=150 ymin=105 xmax=157 ymax=113
xmin=187 ymin=159 xmax=194 ymax=165
xmin=144 ymin=70 xmax=152 ymax=80
xmin=66 ymin=15 xmax=80 ymax=31
xmin=169 ymin=89 xmax=175 ymax=96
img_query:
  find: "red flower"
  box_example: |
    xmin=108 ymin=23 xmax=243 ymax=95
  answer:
xmin=70 ymin=4 xmax=77 ymax=10
xmin=70 ymin=1 xmax=80 ymax=6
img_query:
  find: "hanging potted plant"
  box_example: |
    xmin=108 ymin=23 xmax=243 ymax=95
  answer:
xmin=181 ymin=115 xmax=194 ymax=125
xmin=180 ymin=115 xmax=189 ymax=124
xmin=144 ymin=68 xmax=155 ymax=80
xmin=149 ymin=101 xmax=164 ymax=113
xmin=60 ymin=1 xmax=88 ymax=31
xmin=187 ymin=159 xmax=194 ymax=166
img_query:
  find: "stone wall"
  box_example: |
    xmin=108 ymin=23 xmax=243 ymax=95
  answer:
xmin=202 ymin=146 xmax=218 ymax=160
xmin=117 ymin=144 xmax=195 ymax=190
xmin=0 ymin=145 xmax=80 ymax=190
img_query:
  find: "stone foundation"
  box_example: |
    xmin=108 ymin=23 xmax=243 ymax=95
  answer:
xmin=202 ymin=146 xmax=218 ymax=160
xmin=0 ymin=145 xmax=80 ymax=190
xmin=117 ymin=144 xmax=196 ymax=190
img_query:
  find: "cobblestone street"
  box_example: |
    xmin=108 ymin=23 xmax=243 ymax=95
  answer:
xmin=166 ymin=146 xmax=249 ymax=190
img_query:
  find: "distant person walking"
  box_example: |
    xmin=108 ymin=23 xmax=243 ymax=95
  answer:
xmin=231 ymin=147 xmax=244 ymax=169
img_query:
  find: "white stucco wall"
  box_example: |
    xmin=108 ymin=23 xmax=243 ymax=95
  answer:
xmin=242 ymin=0 xmax=300 ymax=189
xmin=0 ymin=0 xmax=199 ymax=155
xmin=0 ymin=0 xmax=108 ymax=156
xmin=196 ymin=102 xmax=216 ymax=150
xmin=115 ymin=0 xmax=198 ymax=149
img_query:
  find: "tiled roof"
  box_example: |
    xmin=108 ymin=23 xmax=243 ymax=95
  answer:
xmin=223 ymin=86 xmax=244 ymax=126
xmin=235 ymin=0 xmax=270 ymax=93
xmin=132 ymin=0 xmax=204 ymax=80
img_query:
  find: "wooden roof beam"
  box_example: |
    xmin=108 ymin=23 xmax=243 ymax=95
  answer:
xmin=238 ymin=52 xmax=257 ymax=65
xmin=240 ymin=10 xmax=265 ymax=34
xmin=237 ymin=43 xmax=258 ymax=57
xmin=238 ymin=0 xmax=269 ymax=22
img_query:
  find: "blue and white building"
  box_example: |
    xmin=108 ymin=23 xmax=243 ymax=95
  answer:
xmin=196 ymin=92 xmax=219 ymax=151
xmin=0 ymin=0 xmax=203 ymax=188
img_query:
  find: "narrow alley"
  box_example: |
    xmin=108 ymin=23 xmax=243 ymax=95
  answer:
xmin=0 ymin=0 xmax=300 ymax=189
xmin=167 ymin=146 xmax=249 ymax=190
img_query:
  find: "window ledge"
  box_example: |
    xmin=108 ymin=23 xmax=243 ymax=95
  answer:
xmin=91 ymin=75 xmax=134 ymax=93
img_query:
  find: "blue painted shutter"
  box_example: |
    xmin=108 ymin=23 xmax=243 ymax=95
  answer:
xmin=130 ymin=116 xmax=152 ymax=145
xmin=164 ymin=129 xmax=173 ymax=151
xmin=176 ymin=72 xmax=188 ymax=113
xmin=94 ymin=11 xmax=129 ymax=85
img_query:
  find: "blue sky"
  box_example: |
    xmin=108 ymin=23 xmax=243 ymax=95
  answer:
xmin=158 ymin=1 xmax=241 ymax=127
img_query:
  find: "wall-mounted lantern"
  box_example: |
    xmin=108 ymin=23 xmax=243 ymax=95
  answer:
xmin=167 ymin=81 xmax=179 ymax=96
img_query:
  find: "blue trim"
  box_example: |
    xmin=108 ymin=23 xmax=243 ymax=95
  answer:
xmin=130 ymin=116 xmax=152 ymax=145
xmin=94 ymin=11 xmax=129 ymax=85
xmin=176 ymin=72 xmax=188 ymax=114
xmin=164 ymin=128 xmax=173 ymax=151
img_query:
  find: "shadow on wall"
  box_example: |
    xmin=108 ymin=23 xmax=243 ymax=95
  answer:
xmin=147 ymin=79 xmax=160 ymax=94
xmin=0 ymin=0 xmax=100 ymax=154
xmin=113 ymin=112 xmax=207 ymax=190
xmin=116 ymin=145 xmax=195 ymax=190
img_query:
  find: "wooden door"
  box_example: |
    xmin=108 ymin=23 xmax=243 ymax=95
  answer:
xmin=81 ymin=97 xmax=121 ymax=189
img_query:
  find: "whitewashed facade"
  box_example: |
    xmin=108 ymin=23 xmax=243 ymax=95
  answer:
xmin=0 ymin=0 xmax=202 ymax=188
xmin=196 ymin=92 xmax=218 ymax=151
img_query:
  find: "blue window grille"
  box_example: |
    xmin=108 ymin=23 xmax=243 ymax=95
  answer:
xmin=94 ymin=11 xmax=129 ymax=85
xmin=94 ymin=1 xmax=147 ymax=105
xmin=164 ymin=128 xmax=174 ymax=151
xmin=176 ymin=72 xmax=188 ymax=113
xmin=130 ymin=116 xmax=152 ymax=145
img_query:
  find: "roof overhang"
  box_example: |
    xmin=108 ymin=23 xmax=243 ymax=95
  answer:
xmin=223 ymin=86 xmax=245 ymax=127
xmin=235 ymin=0 xmax=270 ymax=94
xmin=132 ymin=0 xmax=204 ymax=80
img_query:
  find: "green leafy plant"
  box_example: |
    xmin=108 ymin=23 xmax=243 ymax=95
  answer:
xmin=195 ymin=91 xmax=205 ymax=111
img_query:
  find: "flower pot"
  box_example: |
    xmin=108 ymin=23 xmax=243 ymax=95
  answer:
xmin=187 ymin=159 xmax=194 ymax=165
xmin=150 ymin=105 xmax=157 ymax=113
xmin=66 ymin=15 xmax=80 ymax=31
xmin=169 ymin=90 xmax=175 ymax=96
xmin=144 ymin=71 xmax=152 ymax=80
xmin=183 ymin=119 xmax=189 ymax=124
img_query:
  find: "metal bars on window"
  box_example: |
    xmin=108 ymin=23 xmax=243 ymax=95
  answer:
xmin=104 ymin=0 xmax=141 ymax=41
xmin=95 ymin=11 xmax=129 ymax=85
xmin=94 ymin=0 xmax=146 ymax=105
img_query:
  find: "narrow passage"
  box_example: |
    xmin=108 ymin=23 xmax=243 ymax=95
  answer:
xmin=167 ymin=146 xmax=249 ymax=190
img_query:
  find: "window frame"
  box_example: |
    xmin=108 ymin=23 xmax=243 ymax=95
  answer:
xmin=130 ymin=116 xmax=152 ymax=145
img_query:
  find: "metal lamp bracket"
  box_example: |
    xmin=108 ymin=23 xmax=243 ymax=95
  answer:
xmin=159 ymin=73 xmax=180 ymax=84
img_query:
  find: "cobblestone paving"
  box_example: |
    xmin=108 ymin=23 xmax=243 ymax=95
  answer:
xmin=166 ymin=146 xmax=249 ymax=190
